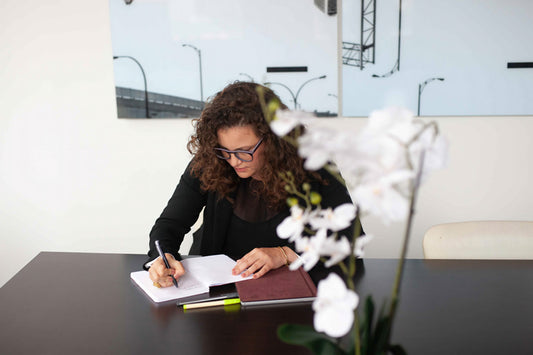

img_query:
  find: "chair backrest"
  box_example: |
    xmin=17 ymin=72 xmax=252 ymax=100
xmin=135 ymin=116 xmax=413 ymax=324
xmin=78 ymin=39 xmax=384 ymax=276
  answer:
xmin=423 ymin=221 xmax=533 ymax=259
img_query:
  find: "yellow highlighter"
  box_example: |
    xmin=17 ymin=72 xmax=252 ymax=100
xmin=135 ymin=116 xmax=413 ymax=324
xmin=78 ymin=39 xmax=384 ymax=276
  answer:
xmin=183 ymin=298 xmax=241 ymax=310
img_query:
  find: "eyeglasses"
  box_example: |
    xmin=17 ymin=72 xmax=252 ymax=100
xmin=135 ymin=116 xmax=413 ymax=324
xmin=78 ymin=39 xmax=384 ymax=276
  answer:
xmin=214 ymin=138 xmax=263 ymax=162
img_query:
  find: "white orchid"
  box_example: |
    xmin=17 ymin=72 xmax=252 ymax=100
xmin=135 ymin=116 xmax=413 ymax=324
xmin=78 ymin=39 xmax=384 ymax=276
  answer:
xmin=363 ymin=106 xmax=420 ymax=144
xmin=276 ymin=205 xmax=309 ymax=242
xmin=322 ymin=235 xmax=352 ymax=268
xmin=270 ymin=109 xmax=314 ymax=137
xmin=290 ymin=229 xmax=327 ymax=271
xmin=352 ymin=169 xmax=414 ymax=223
xmin=313 ymin=273 xmax=359 ymax=338
xmin=309 ymin=203 xmax=357 ymax=232
xmin=409 ymin=129 xmax=449 ymax=181
xmin=354 ymin=234 xmax=374 ymax=258
xmin=290 ymin=229 xmax=351 ymax=271
xmin=271 ymin=107 xmax=448 ymax=349
xmin=297 ymin=125 xmax=345 ymax=171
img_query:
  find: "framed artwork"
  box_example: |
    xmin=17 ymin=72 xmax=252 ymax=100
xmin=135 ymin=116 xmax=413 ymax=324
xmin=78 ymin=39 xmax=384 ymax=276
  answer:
xmin=109 ymin=0 xmax=533 ymax=118
xmin=109 ymin=0 xmax=337 ymax=118
xmin=342 ymin=0 xmax=533 ymax=116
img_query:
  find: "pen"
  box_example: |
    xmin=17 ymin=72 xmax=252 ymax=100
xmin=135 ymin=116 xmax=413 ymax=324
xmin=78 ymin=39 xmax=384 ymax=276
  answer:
xmin=155 ymin=240 xmax=179 ymax=288
xmin=183 ymin=298 xmax=241 ymax=310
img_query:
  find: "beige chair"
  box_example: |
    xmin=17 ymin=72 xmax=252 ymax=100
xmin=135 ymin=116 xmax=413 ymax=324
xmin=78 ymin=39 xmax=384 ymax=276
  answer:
xmin=423 ymin=221 xmax=533 ymax=259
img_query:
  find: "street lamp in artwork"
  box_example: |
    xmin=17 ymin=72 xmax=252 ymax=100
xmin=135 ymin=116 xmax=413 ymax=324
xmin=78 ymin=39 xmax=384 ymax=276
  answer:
xmin=182 ymin=44 xmax=204 ymax=102
xmin=264 ymin=75 xmax=327 ymax=110
xmin=113 ymin=55 xmax=150 ymax=118
xmin=417 ymin=77 xmax=445 ymax=116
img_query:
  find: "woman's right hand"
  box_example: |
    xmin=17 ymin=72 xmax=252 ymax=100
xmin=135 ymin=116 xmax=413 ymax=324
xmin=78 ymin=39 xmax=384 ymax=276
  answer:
xmin=148 ymin=253 xmax=185 ymax=288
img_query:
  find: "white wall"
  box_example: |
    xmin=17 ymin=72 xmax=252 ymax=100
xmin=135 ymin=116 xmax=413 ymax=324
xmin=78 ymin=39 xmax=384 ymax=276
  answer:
xmin=1 ymin=0 xmax=532 ymax=287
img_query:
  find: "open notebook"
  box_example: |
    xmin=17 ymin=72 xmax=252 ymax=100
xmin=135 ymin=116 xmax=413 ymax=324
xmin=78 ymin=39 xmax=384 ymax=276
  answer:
xmin=130 ymin=254 xmax=252 ymax=303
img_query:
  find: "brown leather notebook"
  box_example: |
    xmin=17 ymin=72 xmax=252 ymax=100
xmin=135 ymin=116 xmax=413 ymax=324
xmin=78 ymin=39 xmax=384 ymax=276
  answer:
xmin=235 ymin=266 xmax=317 ymax=306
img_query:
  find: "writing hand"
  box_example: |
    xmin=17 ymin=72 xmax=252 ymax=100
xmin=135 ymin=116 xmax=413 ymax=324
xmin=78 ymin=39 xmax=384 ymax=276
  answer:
xmin=148 ymin=253 xmax=185 ymax=288
xmin=232 ymin=247 xmax=295 ymax=279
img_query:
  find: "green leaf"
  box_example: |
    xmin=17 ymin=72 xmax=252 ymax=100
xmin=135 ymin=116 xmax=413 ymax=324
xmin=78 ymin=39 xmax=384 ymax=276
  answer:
xmin=347 ymin=296 xmax=408 ymax=355
xmin=277 ymin=324 xmax=345 ymax=355
xmin=360 ymin=296 xmax=375 ymax=354
xmin=388 ymin=344 xmax=408 ymax=355
xmin=372 ymin=313 xmax=392 ymax=352
xmin=356 ymin=297 xmax=401 ymax=355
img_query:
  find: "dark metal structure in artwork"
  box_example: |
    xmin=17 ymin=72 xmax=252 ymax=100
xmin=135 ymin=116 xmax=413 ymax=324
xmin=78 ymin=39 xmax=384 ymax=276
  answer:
xmin=342 ymin=0 xmax=376 ymax=70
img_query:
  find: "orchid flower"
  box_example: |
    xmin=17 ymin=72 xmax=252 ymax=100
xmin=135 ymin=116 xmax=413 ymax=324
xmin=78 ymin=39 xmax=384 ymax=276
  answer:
xmin=270 ymin=109 xmax=314 ymax=137
xmin=290 ymin=229 xmax=351 ymax=271
xmin=322 ymin=235 xmax=351 ymax=267
xmin=289 ymin=229 xmax=327 ymax=271
xmin=313 ymin=273 xmax=359 ymax=338
xmin=276 ymin=205 xmax=310 ymax=242
xmin=354 ymin=234 xmax=374 ymax=258
xmin=297 ymin=125 xmax=344 ymax=171
xmin=309 ymin=203 xmax=356 ymax=232
xmin=352 ymin=169 xmax=414 ymax=223
xmin=409 ymin=129 xmax=449 ymax=181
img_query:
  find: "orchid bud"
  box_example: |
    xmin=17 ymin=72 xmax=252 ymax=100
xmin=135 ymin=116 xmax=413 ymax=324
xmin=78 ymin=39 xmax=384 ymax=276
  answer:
xmin=286 ymin=197 xmax=298 ymax=207
xmin=310 ymin=192 xmax=322 ymax=205
xmin=268 ymin=100 xmax=280 ymax=113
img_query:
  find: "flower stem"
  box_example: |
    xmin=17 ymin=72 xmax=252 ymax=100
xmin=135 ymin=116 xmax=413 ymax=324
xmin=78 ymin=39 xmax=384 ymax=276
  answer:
xmin=338 ymin=260 xmax=349 ymax=277
xmin=350 ymin=212 xmax=363 ymax=353
xmin=354 ymin=313 xmax=361 ymax=355
xmin=387 ymin=151 xmax=425 ymax=329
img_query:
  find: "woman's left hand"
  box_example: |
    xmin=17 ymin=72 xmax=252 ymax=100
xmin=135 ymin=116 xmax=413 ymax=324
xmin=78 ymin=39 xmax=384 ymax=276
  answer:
xmin=232 ymin=247 xmax=293 ymax=279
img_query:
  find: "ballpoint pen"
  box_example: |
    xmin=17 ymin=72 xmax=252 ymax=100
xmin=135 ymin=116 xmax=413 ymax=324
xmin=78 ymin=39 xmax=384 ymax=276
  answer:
xmin=155 ymin=240 xmax=179 ymax=288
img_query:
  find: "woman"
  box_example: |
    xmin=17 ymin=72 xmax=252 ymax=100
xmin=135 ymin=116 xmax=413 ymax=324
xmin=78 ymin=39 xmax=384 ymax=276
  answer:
xmin=147 ymin=81 xmax=358 ymax=288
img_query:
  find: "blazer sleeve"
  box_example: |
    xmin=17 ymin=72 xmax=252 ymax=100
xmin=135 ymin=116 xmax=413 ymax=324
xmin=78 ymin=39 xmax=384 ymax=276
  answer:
xmin=146 ymin=160 xmax=207 ymax=266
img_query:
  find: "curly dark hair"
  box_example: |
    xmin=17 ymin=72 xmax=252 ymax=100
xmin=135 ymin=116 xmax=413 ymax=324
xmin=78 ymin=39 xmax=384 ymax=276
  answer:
xmin=187 ymin=81 xmax=308 ymax=208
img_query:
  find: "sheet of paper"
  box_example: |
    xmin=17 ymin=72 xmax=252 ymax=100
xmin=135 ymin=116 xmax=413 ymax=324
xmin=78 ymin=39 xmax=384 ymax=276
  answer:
xmin=130 ymin=270 xmax=209 ymax=303
xmin=182 ymin=254 xmax=253 ymax=286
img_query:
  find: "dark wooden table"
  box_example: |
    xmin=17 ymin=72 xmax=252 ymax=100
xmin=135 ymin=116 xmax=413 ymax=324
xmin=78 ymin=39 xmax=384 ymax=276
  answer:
xmin=1 ymin=252 xmax=532 ymax=354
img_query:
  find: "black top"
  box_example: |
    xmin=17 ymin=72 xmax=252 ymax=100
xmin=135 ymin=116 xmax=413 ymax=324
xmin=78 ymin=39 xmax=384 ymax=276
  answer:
xmin=222 ymin=214 xmax=288 ymax=261
xmin=222 ymin=177 xmax=289 ymax=260
xmin=147 ymin=159 xmax=359 ymax=270
xmin=232 ymin=177 xmax=279 ymax=222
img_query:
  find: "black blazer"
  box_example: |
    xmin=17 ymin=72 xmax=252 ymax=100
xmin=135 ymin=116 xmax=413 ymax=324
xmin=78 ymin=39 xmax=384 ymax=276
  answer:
xmin=146 ymin=160 xmax=358 ymax=266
